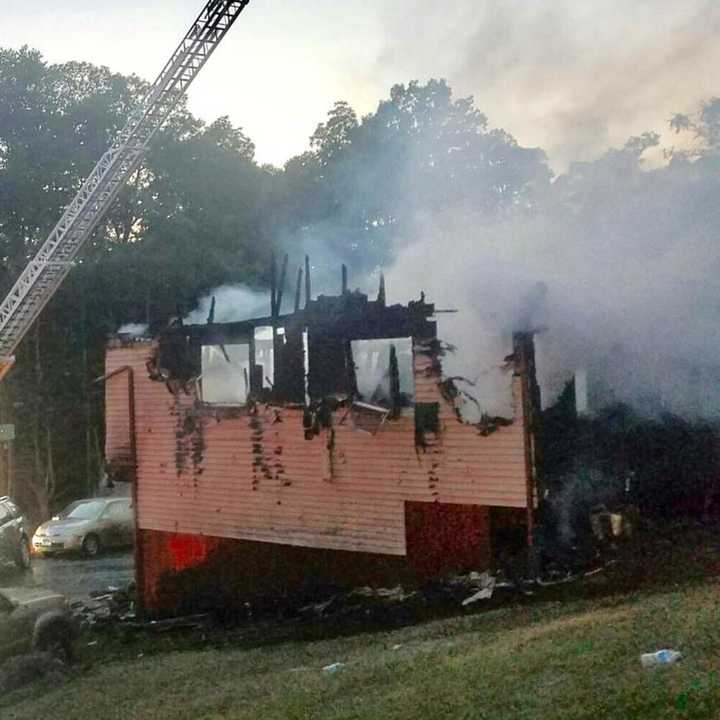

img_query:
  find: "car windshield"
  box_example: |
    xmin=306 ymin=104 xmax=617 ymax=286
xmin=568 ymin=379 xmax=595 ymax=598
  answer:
xmin=59 ymin=500 xmax=105 ymax=520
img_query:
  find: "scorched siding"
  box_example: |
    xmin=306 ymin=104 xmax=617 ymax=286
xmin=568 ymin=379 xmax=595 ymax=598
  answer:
xmin=105 ymin=338 xmax=532 ymax=557
xmin=104 ymin=345 xmax=143 ymax=480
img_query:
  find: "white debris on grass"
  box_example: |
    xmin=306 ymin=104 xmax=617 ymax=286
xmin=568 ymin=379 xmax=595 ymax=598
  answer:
xmin=461 ymin=571 xmax=496 ymax=606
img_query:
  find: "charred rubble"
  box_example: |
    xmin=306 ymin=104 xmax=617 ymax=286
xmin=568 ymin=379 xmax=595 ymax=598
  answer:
xmin=531 ymin=371 xmax=720 ymax=579
xmin=542 ymin=384 xmax=720 ymax=521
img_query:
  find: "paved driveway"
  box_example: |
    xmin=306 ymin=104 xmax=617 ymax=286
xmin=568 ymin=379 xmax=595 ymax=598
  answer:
xmin=0 ymin=551 xmax=134 ymax=603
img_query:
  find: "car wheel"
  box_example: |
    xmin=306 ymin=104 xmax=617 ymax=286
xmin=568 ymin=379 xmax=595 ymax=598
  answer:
xmin=32 ymin=617 xmax=75 ymax=664
xmin=14 ymin=535 xmax=31 ymax=569
xmin=82 ymin=533 xmax=101 ymax=558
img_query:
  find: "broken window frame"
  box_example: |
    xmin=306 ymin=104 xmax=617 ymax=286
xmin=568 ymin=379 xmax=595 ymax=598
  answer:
xmin=349 ymin=336 xmax=415 ymax=410
xmin=306 ymin=328 xmax=354 ymax=401
xmin=199 ymin=342 xmax=252 ymax=406
xmin=254 ymin=325 xmax=281 ymax=392
xmin=153 ymin=285 xmax=436 ymax=413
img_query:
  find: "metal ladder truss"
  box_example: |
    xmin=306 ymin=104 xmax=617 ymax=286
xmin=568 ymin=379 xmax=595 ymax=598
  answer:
xmin=0 ymin=0 xmax=251 ymax=361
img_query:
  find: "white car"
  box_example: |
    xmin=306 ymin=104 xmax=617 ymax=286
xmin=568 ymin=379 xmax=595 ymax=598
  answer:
xmin=32 ymin=497 xmax=134 ymax=557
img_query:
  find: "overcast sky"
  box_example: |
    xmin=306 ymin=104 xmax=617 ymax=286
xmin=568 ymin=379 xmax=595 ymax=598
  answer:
xmin=2 ymin=0 xmax=718 ymax=170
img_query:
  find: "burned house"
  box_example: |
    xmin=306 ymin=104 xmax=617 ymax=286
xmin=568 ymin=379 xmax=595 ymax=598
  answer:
xmin=104 ymin=268 xmax=541 ymax=617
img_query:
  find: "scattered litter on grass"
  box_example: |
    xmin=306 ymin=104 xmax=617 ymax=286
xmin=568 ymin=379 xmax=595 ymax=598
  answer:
xmin=536 ymin=571 xmax=575 ymax=587
xmin=462 ymin=587 xmax=494 ymax=605
xmin=532 ymin=561 xmax=614 ymax=587
xmin=322 ymin=662 xmax=345 ymax=674
xmin=641 ymin=649 xmax=682 ymax=668
xmin=299 ymin=597 xmax=336 ymax=616
xmin=138 ymin=614 xmax=211 ymax=633
xmin=461 ymin=572 xmax=497 ymax=605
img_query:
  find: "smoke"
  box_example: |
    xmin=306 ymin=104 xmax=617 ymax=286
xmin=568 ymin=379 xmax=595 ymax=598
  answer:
xmin=184 ymin=285 xmax=269 ymax=325
xmin=117 ymin=323 xmax=148 ymax=337
xmin=546 ymin=467 xmax=624 ymax=547
xmin=387 ymin=138 xmax=720 ymax=419
xmin=373 ymin=0 xmax=720 ymax=172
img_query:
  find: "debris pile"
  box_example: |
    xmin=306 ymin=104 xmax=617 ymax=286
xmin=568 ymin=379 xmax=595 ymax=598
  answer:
xmin=70 ymin=582 xmax=136 ymax=629
xmin=72 ymin=557 xmax=617 ymax=641
xmin=458 ymin=571 xmax=497 ymax=605
xmin=291 ymin=568 xmax=549 ymax=625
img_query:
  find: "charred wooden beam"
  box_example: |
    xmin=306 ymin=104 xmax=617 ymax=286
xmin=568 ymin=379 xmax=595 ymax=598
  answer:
xmin=512 ymin=331 xmax=542 ymax=564
xmin=276 ymin=254 xmax=288 ymax=317
xmin=389 ymin=343 xmax=400 ymax=418
xmin=270 ymin=253 xmax=278 ymax=318
xmin=294 ymin=266 xmax=303 ymax=312
xmin=304 ymin=255 xmax=311 ymax=308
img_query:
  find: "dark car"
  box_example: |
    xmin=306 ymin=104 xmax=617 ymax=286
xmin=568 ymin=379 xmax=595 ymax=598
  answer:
xmin=0 ymin=497 xmax=31 ymax=570
xmin=0 ymin=586 xmax=75 ymax=662
xmin=32 ymin=497 xmax=134 ymax=557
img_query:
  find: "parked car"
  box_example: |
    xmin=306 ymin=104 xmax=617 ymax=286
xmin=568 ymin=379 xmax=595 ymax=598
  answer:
xmin=32 ymin=497 xmax=134 ymax=557
xmin=0 ymin=586 xmax=75 ymax=662
xmin=0 ymin=497 xmax=31 ymax=569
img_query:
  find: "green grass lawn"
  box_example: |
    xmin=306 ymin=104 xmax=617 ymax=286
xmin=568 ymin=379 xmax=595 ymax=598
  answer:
xmin=3 ymin=528 xmax=720 ymax=719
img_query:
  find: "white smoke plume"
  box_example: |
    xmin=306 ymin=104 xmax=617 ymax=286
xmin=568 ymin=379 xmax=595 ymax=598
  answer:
xmin=388 ymin=140 xmax=720 ymax=419
xmin=117 ymin=323 xmax=149 ymax=338
xmin=373 ymin=0 xmax=720 ymax=173
xmin=185 ymin=285 xmax=270 ymax=325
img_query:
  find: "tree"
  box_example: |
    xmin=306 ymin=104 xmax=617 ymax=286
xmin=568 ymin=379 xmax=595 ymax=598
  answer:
xmin=0 ymin=47 xmax=274 ymax=519
xmin=277 ymin=79 xmax=552 ymax=277
xmin=669 ymin=97 xmax=720 ymax=158
xmin=310 ymin=101 xmax=358 ymax=165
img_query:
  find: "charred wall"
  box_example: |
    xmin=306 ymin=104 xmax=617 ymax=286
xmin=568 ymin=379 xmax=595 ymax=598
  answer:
xmin=105 ymin=290 xmax=541 ymax=617
xmin=541 ymin=376 xmax=720 ymax=531
xmin=139 ymin=500 xmax=492 ymax=618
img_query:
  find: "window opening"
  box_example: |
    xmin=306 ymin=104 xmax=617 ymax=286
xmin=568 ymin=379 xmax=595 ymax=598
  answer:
xmin=254 ymin=326 xmax=278 ymax=389
xmin=307 ymin=331 xmax=349 ymax=400
xmin=201 ymin=343 xmax=250 ymax=405
xmin=351 ymin=337 xmax=414 ymax=407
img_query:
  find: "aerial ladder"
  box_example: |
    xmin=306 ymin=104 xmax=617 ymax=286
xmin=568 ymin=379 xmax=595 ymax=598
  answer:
xmin=0 ymin=0 xmax=251 ymax=380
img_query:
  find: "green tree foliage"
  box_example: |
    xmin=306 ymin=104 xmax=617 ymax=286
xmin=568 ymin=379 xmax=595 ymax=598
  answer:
xmin=0 ymin=48 xmax=273 ymax=517
xmin=99 ymin=115 xmax=272 ymax=329
xmin=669 ymin=97 xmax=720 ymax=157
xmin=277 ymin=80 xmax=552 ymax=277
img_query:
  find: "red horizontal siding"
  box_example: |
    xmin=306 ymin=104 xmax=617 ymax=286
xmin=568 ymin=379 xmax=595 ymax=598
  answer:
xmin=104 ymin=344 xmax=152 ymax=481
xmin=106 ymin=338 xmax=532 ymax=560
xmin=138 ymin=523 xmax=489 ymax=617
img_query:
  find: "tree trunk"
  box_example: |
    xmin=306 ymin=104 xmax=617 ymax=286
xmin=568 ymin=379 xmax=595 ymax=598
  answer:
xmin=27 ymin=322 xmax=54 ymax=521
